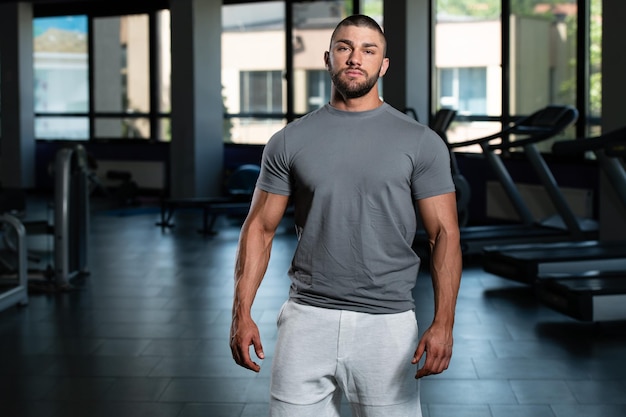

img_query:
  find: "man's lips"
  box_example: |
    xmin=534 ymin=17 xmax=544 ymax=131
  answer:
xmin=344 ymin=69 xmax=364 ymax=77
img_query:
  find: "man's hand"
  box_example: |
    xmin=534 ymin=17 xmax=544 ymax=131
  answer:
xmin=411 ymin=324 xmax=453 ymax=378
xmin=230 ymin=316 xmax=265 ymax=372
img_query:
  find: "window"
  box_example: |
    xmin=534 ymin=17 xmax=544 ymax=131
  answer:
xmin=439 ymin=67 xmax=487 ymax=115
xmin=33 ymin=10 xmax=170 ymax=141
xmin=434 ymin=0 xmax=590 ymax=152
xmin=93 ymin=14 xmax=150 ymax=139
xmin=222 ymin=0 xmax=361 ymax=144
xmin=306 ymin=70 xmax=331 ymax=112
xmin=510 ymin=1 xmax=576 ymax=111
xmin=33 ymin=15 xmax=89 ymax=139
xmin=222 ymin=1 xmax=286 ymax=144
xmin=588 ymin=0 xmax=602 ymax=136
xmin=291 ymin=1 xmax=352 ymax=115
xmin=434 ymin=2 xmax=502 ymax=149
xmin=29 ymin=0 xmax=596 ymax=147
xmin=240 ymin=71 xmax=283 ymax=114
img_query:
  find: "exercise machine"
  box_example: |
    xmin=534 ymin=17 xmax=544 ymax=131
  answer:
xmin=0 ymin=214 xmax=28 ymax=312
xmin=414 ymin=105 xmax=591 ymax=256
xmin=481 ymin=126 xmax=626 ymax=321
xmin=23 ymin=145 xmax=90 ymax=290
xmin=53 ymin=145 xmax=90 ymax=287
xmin=482 ymin=126 xmax=626 ymax=284
xmin=431 ymin=109 xmax=472 ymax=227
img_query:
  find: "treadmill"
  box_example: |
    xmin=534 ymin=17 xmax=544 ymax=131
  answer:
xmin=536 ymin=271 xmax=626 ymax=321
xmin=414 ymin=105 xmax=595 ymax=256
xmin=482 ymin=126 xmax=626 ymax=283
xmin=483 ymin=126 xmax=626 ymax=321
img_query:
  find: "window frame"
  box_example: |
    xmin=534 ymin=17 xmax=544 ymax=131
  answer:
xmin=33 ymin=2 xmax=169 ymax=142
xmin=31 ymin=0 xmax=600 ymax=144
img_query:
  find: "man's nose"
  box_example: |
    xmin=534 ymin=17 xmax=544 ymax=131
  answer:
xmin=347 ymin=50 xmax=361 ymax=66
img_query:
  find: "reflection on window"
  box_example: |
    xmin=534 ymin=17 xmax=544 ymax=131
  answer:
xmin=306 ymin=70 xmax=331 ymax=112
xmin=292 ymin=1 xmax=351 ymax=115
xmin=510 ymin=0 xmax=577 ymax=149
xmin=362 ymin=0 xmax=382 ymax=17
xmin=33 ymin=15 xmax=89 ymax=139
xmin=510 ymin=0 xmax=577 ymax=110
xmin=94 ymin=117 xmax=150 ymax=139
xmin=240 ymin=71 xmax=283 ymax=114
xmin=33 ymin=12 xmax=170 ymax=141
xmin=434 ymin=1 xmax=501 ymax=150
xmin=35 ymin=117 xmax=89 ymax=140
xmin=93 ymin=14 xmax=150 ymax=139
xmin=222 ymin=1 xmax=285 ymax=144
xmin=227 ymin=117 xmax=286 ymax=145
xmin=156 ymin=10 xmax=172 ymax=141
xmin=588 ymin=0 xmax=602 ymax=135
xmin=439 ymin=67 xmax=487 ymax=115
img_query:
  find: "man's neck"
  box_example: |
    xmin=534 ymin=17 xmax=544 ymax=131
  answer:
xmin=329 ymin=90 xmax=384 ymax=112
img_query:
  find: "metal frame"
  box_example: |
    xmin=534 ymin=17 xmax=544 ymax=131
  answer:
xmin=0 ymin=214 xmax=28 ymax=312
xmin=54 ymin=145 xmax=90 ymax=287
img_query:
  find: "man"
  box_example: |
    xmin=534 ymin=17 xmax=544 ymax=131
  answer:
xmin=230 ymin=14 xmax=462 ymax=417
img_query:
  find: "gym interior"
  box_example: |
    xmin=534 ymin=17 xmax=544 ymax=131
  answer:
xmin=0 ymin=1 xmax=625 ymax=416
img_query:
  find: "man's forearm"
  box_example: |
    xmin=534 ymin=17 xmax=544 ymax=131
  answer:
xmin=429 ymin=229 xmax=462 ymax=326
xmin=232 ymin=224 xmax=275 ymax=319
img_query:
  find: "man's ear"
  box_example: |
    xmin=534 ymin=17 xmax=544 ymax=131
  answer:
xmin=379 ymin=57 xmax=390 ymax=77
xmin=324 ymin=51 xmax=330 ymax=70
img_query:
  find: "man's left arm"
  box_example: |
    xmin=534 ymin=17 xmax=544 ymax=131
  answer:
xmin=412 ymin=191 xmax=462 ymax=378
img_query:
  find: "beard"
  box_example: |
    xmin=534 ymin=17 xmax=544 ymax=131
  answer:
xmin=330 ymin=66 xmax=380 ymax=99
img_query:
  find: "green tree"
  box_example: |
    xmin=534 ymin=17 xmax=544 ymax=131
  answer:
xmin=436 ymin=0 xmax=500 ymax=18
xmin=588 ymin=0 xmax=602 ymax=117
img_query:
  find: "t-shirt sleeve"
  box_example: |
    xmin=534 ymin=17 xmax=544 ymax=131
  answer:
xmin=411 ymin=128 xmax=456 ymax=200
xmin=256 ymin=129 xmax=292 ymax=196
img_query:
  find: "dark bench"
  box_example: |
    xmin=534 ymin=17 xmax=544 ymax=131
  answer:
xmin=157 ymin=196 xmax=252 ymax=235
xmin=157 ymin=164 xmax=270 ymax=235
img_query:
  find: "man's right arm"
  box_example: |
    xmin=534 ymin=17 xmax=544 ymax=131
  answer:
xmin=230 ymin=188 xmax=290 ymax=372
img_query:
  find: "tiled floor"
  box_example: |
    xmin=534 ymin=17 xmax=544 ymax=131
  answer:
xmin=1 ymin=197 xmax=626 ymax=417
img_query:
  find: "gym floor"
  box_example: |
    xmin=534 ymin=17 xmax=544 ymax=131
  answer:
xmin=1 ymin=198 xmax=625 ymax=417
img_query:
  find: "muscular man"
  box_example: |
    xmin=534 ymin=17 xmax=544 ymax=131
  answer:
xmin=231 ymin=14 xmax=462 ymax=417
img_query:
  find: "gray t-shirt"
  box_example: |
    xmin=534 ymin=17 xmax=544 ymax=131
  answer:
xmin=257 ymin=103 xmax=455 ymax=314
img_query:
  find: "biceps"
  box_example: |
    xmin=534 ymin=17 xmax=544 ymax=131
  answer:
xmin=245 ymin=188 xmax=290 ymax=232
xmin=417 ymin=192 xmax=459 ymax=239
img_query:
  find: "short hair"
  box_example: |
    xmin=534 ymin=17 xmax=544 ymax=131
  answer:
xmin=330 ymin=14 xmax=386 ymax=55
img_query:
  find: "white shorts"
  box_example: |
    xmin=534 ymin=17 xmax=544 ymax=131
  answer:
xmin=270 ymin=300 xmax=422 ymax=417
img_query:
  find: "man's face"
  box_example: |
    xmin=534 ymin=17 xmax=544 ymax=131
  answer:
xmin=325 ymin=25 xmax=389 ymax=99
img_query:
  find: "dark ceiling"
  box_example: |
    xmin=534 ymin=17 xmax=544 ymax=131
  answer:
xmin=0 ymin=0 xmax=281 ymax=16
xmin=0 ymin=0 xmax=170 ymax=17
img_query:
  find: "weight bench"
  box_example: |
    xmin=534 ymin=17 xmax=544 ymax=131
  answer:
xmin=157 ymin=197 xmax=252 ymax=235
xmin=157 ymin=164 xmax=264 ymax=235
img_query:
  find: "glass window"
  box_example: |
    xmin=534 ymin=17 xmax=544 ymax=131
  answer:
xmin=227 ymin=117 xmax=288 ymax=145
xmin=588 ymin=0 xmax=602 ymax=136
xmin=510 ymin=1 xmax=577 ymax=110
xmin=94 ymin=117 xmax=150 ymax=139
xmin=361 ymin=0 xmax=382 ymax=16
xmin=434 ymin=1 xmax=501 ymax=151
xmin=157 ymin=9 xmax=172 ymax=141
xmin=222 ymin=1 xmax=286 ymax=144
xmin=292 ymin=1 xmax=352 ymax=115
xmin=240 ymin=71 xmax=283 ymax=113
xmin=439 ymin=67 xmax=487 ymax=114
xmin=33 ymin=15 xmax=89 ymax=139
xmin=93 ymin=14 xmax=150 ymax=139
xmin=510 ymin=0 xmax=578 ymax=150
xmin=306 ymin=70 xmax=331 ymax=112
